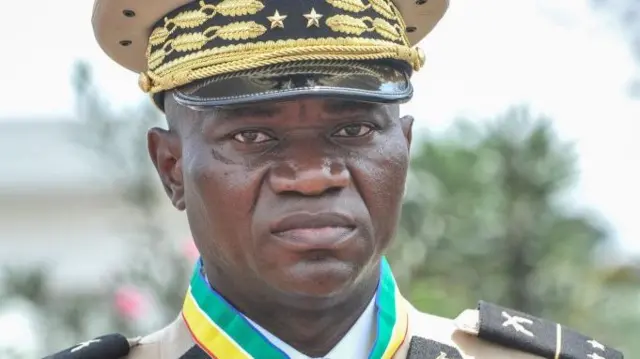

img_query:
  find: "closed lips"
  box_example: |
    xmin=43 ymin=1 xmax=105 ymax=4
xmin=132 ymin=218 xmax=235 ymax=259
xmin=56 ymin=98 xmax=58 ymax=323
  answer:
xmin=270 ymin=212 xmax=356 ymax=234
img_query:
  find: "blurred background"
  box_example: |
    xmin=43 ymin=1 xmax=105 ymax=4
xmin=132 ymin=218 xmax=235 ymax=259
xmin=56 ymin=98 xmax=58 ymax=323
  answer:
xmin=1 ymin=0 xmax=639 ymax=357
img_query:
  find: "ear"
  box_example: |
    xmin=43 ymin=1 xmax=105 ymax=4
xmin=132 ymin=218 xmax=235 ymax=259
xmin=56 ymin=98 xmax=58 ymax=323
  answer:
xmin=399 ymin=115 xmax=414 ymax=151
xmin=147 ymin=127 xmax=185 ymax=211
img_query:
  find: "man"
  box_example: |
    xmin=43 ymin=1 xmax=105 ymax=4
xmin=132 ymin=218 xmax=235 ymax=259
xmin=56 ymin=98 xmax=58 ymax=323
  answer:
xmin=48 ymin=0 xmax=623 ymax=358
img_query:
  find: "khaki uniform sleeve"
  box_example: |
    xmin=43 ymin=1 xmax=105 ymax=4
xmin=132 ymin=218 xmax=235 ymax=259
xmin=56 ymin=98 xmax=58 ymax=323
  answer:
xmin=395 ymin=306 xmax=542 ymax=359
xmin=395 ymin=300 xmax=624 ymax=359
xmin=126 ymin=316 xmax=196 ymax=359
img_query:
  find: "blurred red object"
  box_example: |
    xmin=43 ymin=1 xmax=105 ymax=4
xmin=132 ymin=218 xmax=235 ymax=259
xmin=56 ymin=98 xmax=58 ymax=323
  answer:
xmin=114 ymin=286 xmax=146 ymax=321
xmin=183 ymin=237 xmax=200 ymax=262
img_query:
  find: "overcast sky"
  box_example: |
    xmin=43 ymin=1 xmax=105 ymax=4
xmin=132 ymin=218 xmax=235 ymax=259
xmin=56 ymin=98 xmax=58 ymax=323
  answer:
xmin=0 ymin=0 xmax=638 ymax=254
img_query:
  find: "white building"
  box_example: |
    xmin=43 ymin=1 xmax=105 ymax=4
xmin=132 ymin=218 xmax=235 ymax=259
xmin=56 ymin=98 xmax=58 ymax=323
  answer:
xmin=0 ymin=119 xmax=190 ymax=291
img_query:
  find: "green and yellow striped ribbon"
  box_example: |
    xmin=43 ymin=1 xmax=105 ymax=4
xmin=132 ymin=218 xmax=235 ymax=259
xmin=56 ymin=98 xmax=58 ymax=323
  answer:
xmin=182 ymin=257 xmax=408 ymax=359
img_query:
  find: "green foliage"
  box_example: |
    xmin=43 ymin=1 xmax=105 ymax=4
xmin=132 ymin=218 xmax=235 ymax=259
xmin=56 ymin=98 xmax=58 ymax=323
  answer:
xmin=0 ymin=265 xmax=117 ymax=352
xmin=0 ymin=348 xmax=29 ymax=359
xmin=389 ymin=106 xmax=640 ymax=355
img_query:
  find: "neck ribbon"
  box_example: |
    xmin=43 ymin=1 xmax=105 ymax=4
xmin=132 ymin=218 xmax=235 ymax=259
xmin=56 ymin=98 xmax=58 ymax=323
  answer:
xmin=181 ymin=257 xmax=408 ymax=359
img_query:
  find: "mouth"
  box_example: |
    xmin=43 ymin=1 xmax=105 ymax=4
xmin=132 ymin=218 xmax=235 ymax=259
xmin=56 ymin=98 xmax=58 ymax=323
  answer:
xmin=269 ymin=212 xmax=357 ymax=251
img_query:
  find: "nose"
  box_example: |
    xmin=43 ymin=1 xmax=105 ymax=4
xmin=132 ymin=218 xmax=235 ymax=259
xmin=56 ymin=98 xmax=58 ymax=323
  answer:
xmin=269 ymin=157 xmax=350 ymax=196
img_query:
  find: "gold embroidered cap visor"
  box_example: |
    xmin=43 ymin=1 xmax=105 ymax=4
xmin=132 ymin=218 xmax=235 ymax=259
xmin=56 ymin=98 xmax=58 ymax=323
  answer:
xmin=92 ymin=0 xmax=448 ymax=109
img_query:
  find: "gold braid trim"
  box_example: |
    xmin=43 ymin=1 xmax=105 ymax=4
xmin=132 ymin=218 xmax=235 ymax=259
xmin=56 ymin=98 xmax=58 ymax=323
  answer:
xmin=140 ymin=37 xmax=423 ymax=93
xmin=155 ymin=37 xmax=399 ymax=74
xmin=234 ymin=60 xmax=389 ymax=78
xmin=189 ymin=61 xmax=388 ymax=88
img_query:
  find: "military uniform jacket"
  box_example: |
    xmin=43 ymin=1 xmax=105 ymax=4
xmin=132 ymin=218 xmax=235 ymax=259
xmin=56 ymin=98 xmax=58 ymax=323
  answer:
xmin=47 ymin=300 xmax=623 ymax=359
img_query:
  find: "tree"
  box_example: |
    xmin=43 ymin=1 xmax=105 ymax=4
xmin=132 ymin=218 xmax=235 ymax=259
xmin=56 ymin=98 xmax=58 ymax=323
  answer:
xmin=389 ymin=106 xmax=640 ymax=354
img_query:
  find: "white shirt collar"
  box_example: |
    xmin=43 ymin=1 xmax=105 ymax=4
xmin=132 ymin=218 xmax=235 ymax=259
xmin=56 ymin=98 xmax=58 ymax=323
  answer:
xmin=244 ymin=295 xmax=377 ymax=359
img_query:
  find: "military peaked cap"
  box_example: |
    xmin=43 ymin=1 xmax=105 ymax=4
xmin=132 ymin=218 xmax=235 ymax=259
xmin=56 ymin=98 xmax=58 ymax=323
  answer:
xmin=92 ymin=0 xmax=448 ymax=110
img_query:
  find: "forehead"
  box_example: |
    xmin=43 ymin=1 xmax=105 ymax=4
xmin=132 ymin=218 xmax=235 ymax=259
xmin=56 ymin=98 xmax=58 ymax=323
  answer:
xmin=220 ymin=99 xmax=383 ymax=117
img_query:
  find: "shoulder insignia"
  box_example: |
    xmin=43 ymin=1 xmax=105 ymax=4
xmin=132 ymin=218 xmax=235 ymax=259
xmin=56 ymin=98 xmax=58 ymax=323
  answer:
xmin=455 ymin=301 xmax=624 ymax=359
xmin=43 ymin=333 xmax=138 ymax=359
xmin=407 ymin=337 xmax=463 ymax=359
xmin=179 ymin=345 xmax=209 ymax=359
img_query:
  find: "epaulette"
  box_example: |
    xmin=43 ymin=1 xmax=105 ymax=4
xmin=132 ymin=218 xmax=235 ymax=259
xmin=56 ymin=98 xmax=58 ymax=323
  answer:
xmin=451 ymin=301 xmax=624 ymax=359
xmin=43 ymin=334 xmax=139 ymax=359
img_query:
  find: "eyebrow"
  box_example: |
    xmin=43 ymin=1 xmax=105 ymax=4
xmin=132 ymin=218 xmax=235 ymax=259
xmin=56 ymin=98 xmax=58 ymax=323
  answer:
xmin=212 ymin=99 xmax=380 ymax=119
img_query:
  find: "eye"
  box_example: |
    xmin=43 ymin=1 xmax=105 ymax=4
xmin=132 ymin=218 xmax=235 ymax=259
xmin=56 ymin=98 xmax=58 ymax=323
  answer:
xmin=333 ymin=123 xmax=375 ymax=138
xmin=232 ymin=130 xmax=274 ymax=144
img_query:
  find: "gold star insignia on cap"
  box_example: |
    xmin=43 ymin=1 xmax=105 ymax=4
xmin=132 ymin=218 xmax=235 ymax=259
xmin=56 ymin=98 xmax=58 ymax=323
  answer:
xmin=303 ymin=8 xmax=323 ymax=28
xmin=267 ymin=10 xmax=287 ymax=29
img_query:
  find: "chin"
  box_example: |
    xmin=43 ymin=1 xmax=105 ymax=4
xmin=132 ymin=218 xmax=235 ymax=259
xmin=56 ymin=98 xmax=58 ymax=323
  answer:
xmin=276 ymin=257 xmax=362 ymax=300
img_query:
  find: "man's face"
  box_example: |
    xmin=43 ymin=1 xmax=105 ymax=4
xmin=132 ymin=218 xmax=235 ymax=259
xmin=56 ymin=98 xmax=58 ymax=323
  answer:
xmin=151 ymin=95 xmax=413 ymax=301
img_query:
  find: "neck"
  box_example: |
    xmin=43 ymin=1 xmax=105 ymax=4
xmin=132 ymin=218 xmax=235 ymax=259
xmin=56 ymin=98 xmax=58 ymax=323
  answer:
xmin=204 ymin=262 xmax=380 ymax=357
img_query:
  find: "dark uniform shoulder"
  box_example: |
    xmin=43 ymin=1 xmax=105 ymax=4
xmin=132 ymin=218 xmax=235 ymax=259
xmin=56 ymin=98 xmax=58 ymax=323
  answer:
xmin=451 ymin=301 xmax=625 ymax=359
xmin=43 ymin=334 xmax=139 ymax=359
xmin=406 ymin=300 xmax=624 ymax=359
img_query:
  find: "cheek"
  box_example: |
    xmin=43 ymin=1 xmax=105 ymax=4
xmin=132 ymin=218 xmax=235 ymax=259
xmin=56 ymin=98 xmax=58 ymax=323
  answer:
xmin=182 ymin=145 xmax=264 ymax=265
xmin=352 ymin=134 xmax=409 ymax=246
